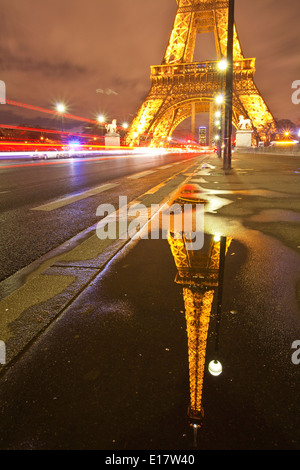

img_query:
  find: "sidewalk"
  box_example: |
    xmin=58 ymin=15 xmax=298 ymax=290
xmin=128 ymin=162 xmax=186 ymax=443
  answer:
xmin=0 ymin=152 xmax=299 ymax=450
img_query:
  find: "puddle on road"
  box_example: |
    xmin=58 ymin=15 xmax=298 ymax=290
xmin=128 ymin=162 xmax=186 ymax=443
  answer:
xmin=151 ymin=182 xmax=300 ymax=448
xmin=150 ymin=185 xmax=234 ymax=446
xmin=167 ymin=230 xmax=232 ymax=446
xmin=248 ymin=209 xmax=300 ymax=223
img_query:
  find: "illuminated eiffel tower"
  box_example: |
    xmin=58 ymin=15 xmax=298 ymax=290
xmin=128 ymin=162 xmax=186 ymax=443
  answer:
xmin=126 ymin=0 xmax=275 ymax=147
xmin=168 ymin=225 xmax=232 ymax=429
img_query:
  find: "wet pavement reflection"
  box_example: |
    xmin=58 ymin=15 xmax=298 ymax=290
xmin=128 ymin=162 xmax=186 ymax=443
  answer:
xmin=0 ymin=155 xmax=299 ymax=450
xmin=168 ymin=231 xmax=232 ymax=446
xmin=166 ymin=186 xmax=232 ymax=446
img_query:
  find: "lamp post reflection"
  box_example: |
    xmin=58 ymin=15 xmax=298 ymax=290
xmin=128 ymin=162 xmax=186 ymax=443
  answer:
xmin=167 ymin=229 xmax=232 ymax=446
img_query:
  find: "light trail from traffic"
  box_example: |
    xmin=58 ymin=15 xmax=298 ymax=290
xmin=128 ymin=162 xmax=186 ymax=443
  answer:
xmin=0 ymin=148 xmax=174 ymax=167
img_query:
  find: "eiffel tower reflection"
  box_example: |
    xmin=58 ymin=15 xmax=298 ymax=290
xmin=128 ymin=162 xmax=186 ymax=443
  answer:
xmin=168 ymin=227 xmax=232 ymax=446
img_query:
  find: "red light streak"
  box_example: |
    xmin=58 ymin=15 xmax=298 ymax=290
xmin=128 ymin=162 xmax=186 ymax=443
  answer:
xmin=3 ymin=99 xmax=152 ymax=141
xmin=6 ymin=99 xmax=99 ymax=124
xmin=0 ymin=124 xmax=107 ymax=143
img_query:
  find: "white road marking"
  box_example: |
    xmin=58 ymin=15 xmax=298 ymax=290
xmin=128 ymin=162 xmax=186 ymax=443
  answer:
xmin=31 ymin=182 xmax=119 ymax=211
xmin=127 ymin=170 xmax=156 ymax=180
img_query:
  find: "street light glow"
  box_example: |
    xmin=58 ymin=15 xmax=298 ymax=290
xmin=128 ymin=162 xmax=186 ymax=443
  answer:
xmin=218 ymin=59 xmax=228 ymax=71
xmin=215 ymin=94 xmax=224 ymax=104
xmin=208 ymin=360 xmax=223 ymax=376
xmin=56 ymin=103 xmax=66 ymax=113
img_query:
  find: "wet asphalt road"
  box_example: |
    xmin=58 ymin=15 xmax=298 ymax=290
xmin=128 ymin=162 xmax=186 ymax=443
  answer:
xmin=0 ymin=152 xmax=198 ymax=282
xmin=0 ymin=151 xmax=299 ymax=451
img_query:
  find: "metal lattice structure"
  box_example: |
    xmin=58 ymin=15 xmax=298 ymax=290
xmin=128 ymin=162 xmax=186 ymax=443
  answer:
xmin=168 ymin=230 xmax=232 ymax=425
xmin=126 ymin=0 xmax=275 ymax=147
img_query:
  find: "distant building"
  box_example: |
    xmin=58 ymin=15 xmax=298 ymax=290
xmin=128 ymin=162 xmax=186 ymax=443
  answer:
xmin=199 ymin=126 xmax=206 ymax=145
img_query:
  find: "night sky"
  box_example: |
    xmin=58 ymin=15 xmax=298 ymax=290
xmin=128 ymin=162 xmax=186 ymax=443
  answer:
xmin=0 ymin=0 xmax=299 ymax=131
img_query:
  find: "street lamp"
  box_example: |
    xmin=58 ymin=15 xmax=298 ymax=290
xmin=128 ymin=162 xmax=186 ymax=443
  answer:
xmin=208 ymin=360 xmax=223 ymax=376
xmin=214 ymin=94 xmax=224 ymax=158
xmin=56 ymin=103 xmax=66 ymax=148
xmin=215 ymin=94 xmax=224 ymax=105
xmin=97 ymin=115 xmax=106 ymax=140
xmin=223 ymin=0 xmax=235 ymax=170
xmin=56 ymin=103 xmax=66 ymax=114
xmin=208 ymin=235 xmax=227 ymax=378
xmin=97 ymin=114 xmax=105 ymax=123
xmin=218 ymin=59 xmax=228 ymax=71
xmin=215 ymin=59 xmax=227 ymax=159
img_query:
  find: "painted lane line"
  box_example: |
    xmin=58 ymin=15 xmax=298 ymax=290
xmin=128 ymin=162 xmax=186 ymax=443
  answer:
xmin=31 ymin=182 xmax=119 ymax=212
xmin=158 ymin=164 xmax=173 ymax=169
xmin=127 ymin=170 xmax=156 ymax=180
xmin=144 ymin=181 xmax=166 ymax=195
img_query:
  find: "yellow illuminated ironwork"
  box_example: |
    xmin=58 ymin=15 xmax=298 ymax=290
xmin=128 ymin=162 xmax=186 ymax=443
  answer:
xmin=126 ymin=0 xmax=275 ymax=147
xmin=168 ymin=215 xmax=232 ymax=426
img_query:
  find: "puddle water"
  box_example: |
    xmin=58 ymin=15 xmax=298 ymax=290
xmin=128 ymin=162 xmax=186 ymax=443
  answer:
xmin=248 ymin=209 xmax=300 ymax=223
xmin=167 ymin=230 xmax=232 ymax=445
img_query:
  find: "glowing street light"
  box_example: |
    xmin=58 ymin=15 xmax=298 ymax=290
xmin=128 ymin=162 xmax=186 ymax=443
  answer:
xmin=122 ymin=122 xmax=129 ymax=129
xmin=218 ymin=59 xmax=228 ymax=71
xmin=97 ymin=115 xmax=106 ymax=139
xmin=56 ymin=103 xmax=66 ymax=114
xmin=56 ymin=103 xmax=66 ymax=147
xmin=223 ymin=0 xmax=235 ymax=170
xmin=208 ymin=360 xmax=223 ymax=376
xmin=215 ymin=94 xmax=224 ymax=105
xmin=97 ymin=114 xmax=105 ymax=123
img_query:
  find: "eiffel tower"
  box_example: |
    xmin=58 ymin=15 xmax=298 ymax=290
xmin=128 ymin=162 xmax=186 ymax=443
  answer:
xmin=126 ymin=0 xmax=275 ymax=147
xmin=168 ymin=229 xmax=232 ymax=431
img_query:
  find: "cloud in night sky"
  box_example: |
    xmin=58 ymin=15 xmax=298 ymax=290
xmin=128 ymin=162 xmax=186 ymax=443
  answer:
xmin=0 ymin=0 xmax=299 ymax=130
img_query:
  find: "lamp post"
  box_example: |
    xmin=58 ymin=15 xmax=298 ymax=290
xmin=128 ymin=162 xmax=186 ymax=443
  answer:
xmin=215 ymin=94 xmax=224 ymax=158
xmin=216 ymin=59 xmax=227 ymax=159
xmin=223 ymin=0 xmax=235 ymax=170
xmin=56 ymin=103 xmax=66 ymax=148
xmin=208 ymin=235 xmax=227 ymax=377
xmin=97 ymin=115 xmax=105 ymax=142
